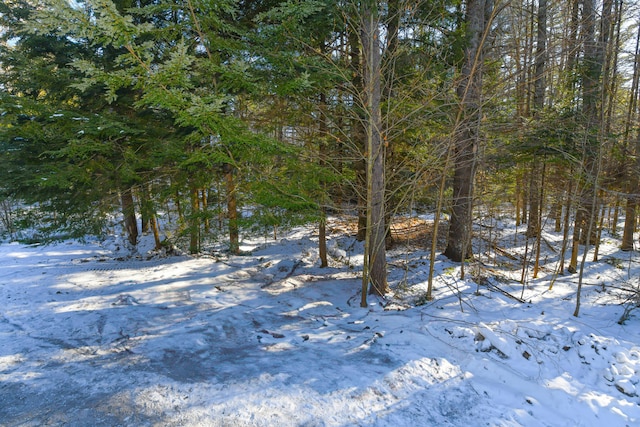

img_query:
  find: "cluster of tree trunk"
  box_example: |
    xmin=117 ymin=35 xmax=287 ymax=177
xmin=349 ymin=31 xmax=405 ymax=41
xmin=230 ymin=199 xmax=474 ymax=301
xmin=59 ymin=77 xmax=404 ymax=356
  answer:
xmin=2 ymin=0 xmax=640 ymax=313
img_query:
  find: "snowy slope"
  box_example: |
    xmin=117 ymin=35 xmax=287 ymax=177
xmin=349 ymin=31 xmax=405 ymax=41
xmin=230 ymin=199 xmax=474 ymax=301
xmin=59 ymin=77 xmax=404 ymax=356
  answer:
xmin=1 ymin=219 xmax=640 ymax=426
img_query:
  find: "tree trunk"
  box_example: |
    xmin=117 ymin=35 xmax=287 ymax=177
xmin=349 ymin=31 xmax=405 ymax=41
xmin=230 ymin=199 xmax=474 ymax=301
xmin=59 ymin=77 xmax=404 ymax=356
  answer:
xmin=139 ymin=184 xmax=154 ymax=234
xmin=549 ymin=186 xmax=563 ymax=233
xmin=574 ymin=162 xmax=602 ymax=318
xmin=189 ymin=183 xmax=200 ymax=254
xmin=593 ymin=201 xmax=606 ymax=260
xmin=216 ymin=179 xmax=224 ymax=231
xmin=576 ymin=0 xmax=606 ymax=246
xmin=427 ymin=150 xmax=451 ymax=301
xmin=149 ymin=212 xmax=162 ymax=250
xmin=515 ymin=171 xmax=522 ymax=226
xmin=568 ymin=206 xmax=583 ymax=274
xmin=224 ymin=164 xmax=240 ymax=255
xmin=533 ymin=162 xmax=546 ymax=278
xmin=622 ymin=186 xmax=638 ymax=252
xmin=562 ymin=0 xmax=581 ymax=93
xmin=174 ymin=188 xmax=184 ymax=224
xmin=611 ymin=199 xmax=619 ymax=234
xmin=381 ymin=0 xmax=400 ymax=250
xmin=202 ymin=189 xmax=210 ymax=234
xmin=141 ymin=204 xmax=150 ymax=233
xmin=521 ymin=170 xmax=528 ymax=226
xmin=526 ymin=162 xmax=541 ymax=238
xmin=319 ymin=91 xmax=329 ymax=268
xmin=120 ymin=187 xmax=138 ymax=247
xmin=527 ymin=0 xmax=547 ymax=240
xmin=604 ymin=0 xmax=622 ymax=134
xmin=361 ymin=1 xmax=388 ymax=297
xmin=444 ymin=0 xmax=491 ymax=262
xmin=319 ymin=216 xmax=328 ymax=267
xmin=557 ymin=177 xmax=574 ymax=277
xmin=621 ymin=21 xmax=640 ymax=251
xmin=533 ymin=0 xmax=547 ymax=114
xmin=140 ymin=184 xmax=162 ymax=250
xmin=350 ymin=17 xmax=367 ymax=243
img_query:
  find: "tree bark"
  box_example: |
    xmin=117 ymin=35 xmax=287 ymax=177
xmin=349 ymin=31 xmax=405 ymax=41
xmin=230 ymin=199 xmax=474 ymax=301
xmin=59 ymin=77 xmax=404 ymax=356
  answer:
xmin=444 ymin=0 xmax=490 ymax=262
xmin=622 ymin=193 xmax=638 ymax=252
xmin=141 ymin=205 xmax=150 ymax=234
xmin=362 ymin=1 xmax=388 ymax=297
xmin=174 ymin=188 xmax=183 ymax=224
xmin=319 ymin=91 xmax=329 ymax=268
xmin=120 ymin=187 xmax=138 ymax=247
xmin=319 ymin=217 xmax=328 ymax=267
xmin=189 ymin=183 xmax=200 ymax=254
xmin=381 ymin=0 xmax=400 ymax=250
xmin=533 ymin=162 xmax=546 ymax=278
xmin=224 ymin=163 xmax=240 ymax=255
xmin=621 ymin=19 xmax=640 ymax=251
xmin=549 ymin=184 xmax=563 ymax=233
xmin=515 ymin=171 xmax=522 ymax=226
xmin=201 ymin=189 xmax=210 ymax=234
xmin=593 ymin=201 xmax=606 ymax=260
xmin=139 ymin=184 xmax=153 ymax=234
xmin=568 ymin=205 xmax=583 ymax=274
xmin=611 ymin=198 xmax=619 ymax=234
xmin=140 ymin=184 xmax=162 ymax=250
xmin=149 ymin=212 xmax=162 ymax=250
xmin=526 ymin=162 xmax=541 ymax=238
xmin=350 ymin=17 xmax=367 ymax=243
xmin=526 ymin=0 xmax=547 ymax=239
xmin=576 ymin=0 xmax=606 ymax=246
xmin=557 ymin=176 xmax=574 ymax=277
xmin=533 ymin=0 xmax=547 ymax=114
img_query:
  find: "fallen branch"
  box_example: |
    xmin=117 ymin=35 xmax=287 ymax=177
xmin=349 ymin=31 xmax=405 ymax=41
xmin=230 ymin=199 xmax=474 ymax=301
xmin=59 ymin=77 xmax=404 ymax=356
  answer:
xmin=486 ymin=283 xmax=526 ymax=304
xmin=491 ymin=243 xmax=520 ymax=261
xmin=542 ymin=237 xmax=558 ymax=253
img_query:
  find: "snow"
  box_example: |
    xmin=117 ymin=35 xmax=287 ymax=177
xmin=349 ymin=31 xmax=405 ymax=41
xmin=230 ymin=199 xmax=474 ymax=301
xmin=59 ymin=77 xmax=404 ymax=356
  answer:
xmin=1 ymin=217 xmax=640 ymax=426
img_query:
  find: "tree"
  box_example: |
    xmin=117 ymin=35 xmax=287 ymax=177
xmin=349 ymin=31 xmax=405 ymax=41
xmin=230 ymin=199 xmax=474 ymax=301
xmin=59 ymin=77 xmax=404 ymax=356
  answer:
xmin=526 ymin=0 xmax=547 ymax=243
xmin=621 ymin=16 xmax=640 ymax=252
xmin=0 ymin=0 xmax=168 ymax=243
xmin=360 ymin=0 xmax=388 ymax=300
xmin=568 ymin=0 xmax=609 ymax=274
xmin=26 ymin=0 xmax=306 ymax=254
xmin=444 ymin=0 xmax=493 ymax=263
xmin=251 ymin=0 xmax=344 ymax=264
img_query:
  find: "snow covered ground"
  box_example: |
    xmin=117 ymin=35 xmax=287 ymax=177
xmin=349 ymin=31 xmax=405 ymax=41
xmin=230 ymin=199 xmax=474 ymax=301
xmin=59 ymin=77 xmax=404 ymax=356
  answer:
xmin=1 ymin=216 xmax=640 ymax=426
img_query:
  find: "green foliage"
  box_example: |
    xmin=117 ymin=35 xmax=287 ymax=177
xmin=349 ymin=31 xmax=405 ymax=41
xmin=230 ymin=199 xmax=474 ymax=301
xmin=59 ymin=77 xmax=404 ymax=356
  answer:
xmin=2 ymin=0 xmax=333 ymax=248
xmin=0 ymin=0 xmax=178 ymax=240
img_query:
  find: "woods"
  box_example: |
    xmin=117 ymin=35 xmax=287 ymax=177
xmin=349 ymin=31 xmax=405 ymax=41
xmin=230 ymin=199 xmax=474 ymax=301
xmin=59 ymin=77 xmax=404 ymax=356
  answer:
xmin=2 ymin=0 xmax=640 ymax=309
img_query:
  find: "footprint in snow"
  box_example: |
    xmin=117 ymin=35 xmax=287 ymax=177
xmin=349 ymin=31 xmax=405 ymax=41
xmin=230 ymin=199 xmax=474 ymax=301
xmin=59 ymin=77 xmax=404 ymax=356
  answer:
xmin=112 ymin=294 xmax=140 ymax=306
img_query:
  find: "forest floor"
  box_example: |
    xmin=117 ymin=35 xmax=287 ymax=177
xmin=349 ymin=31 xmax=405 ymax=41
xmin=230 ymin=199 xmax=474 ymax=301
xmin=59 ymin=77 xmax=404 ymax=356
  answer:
xmin=1 ymin=214 xmax=640 ymax=426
